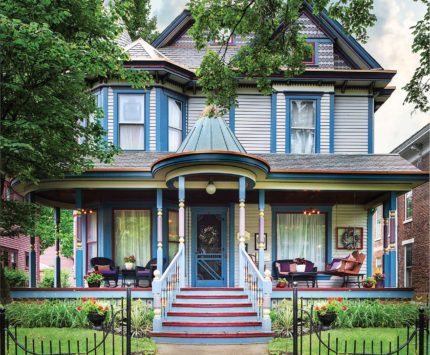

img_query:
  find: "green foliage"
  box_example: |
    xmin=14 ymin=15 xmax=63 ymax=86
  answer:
xmin=188 ymin=0 xmax=377 ymax=111
xmin=39 ymin=269 xmax=71 ymax=288
xmin=122 ymin=0 xmax=159 ymax=42
xmin=0 ymin=266 xmax=12 ymax=304
xmin=4 ymin=267 xmax=28 ymax=287
xmin=403 ymin=1 xmax=429 ymax=112
xmin=114 ymin=299 xmax=154 ymax=337
xmin=77 ymin=297 xmax=110 ymax=316
xmin=270 ymin=299 xmax=295 ymax=337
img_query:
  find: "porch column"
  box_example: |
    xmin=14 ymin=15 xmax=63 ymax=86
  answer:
xmin=238 ymin=176 xmax=246 ymax=287
xmin=178 ymin=176 xmax=185 ymax=287
xmin=28 ymin=193 xmax=37 ymax=288
xmin=382 ymin=199 xmax=390 ymax=288
xmin=75 ymin=189 xmax=84 ymax=287
xmin=258 ymin=190 xmax=265 ymax=274
xmin=54 ymin=207 xmax=61 ymax=288
xmin=156 ymin=189 xmax=163 ymax=273
xmin=388 ymin=192 xmax=398 ymax=287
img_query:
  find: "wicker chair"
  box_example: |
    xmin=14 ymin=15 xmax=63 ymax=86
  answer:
xmin=135 ymin=258 xmax=167 ymax=287
xmin=90 ymin=257 xmax=120 ymax=287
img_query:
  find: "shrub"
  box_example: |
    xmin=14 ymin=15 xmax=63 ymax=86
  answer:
xmin=4 ymin=267 xmax=28 ymax=287
xmin=270 ymin=299 xmax=295 ymax=337
xmin=39 ymin=269 xmax=71 ymax=288
xmin=114 ymin=299 xmax=154 ymax=337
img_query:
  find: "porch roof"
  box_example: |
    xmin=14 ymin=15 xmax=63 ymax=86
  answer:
xmin=92 ymin=151 xmax=425 ymax=175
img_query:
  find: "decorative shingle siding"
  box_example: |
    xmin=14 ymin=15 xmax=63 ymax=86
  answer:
xmin=318 ymin=43 xmax=334 ymax=69
xmin=298 ymin=13 xmax=326 ymax=38
xmin=334 ymin=96 xmax=369 ymax=153
xmin=276 ymin=93 xmax=286 ymax=153
xmin=334 ymin=51 xmax=352 ymax=69
xmin=127 ymin=43 xmax=151 ymax=58
xmin=187 ymin=97 xmax=229 ymax=133
xmin=235 ymin=95 xmax=271 ymax=153
xmin=149 ymin=89 xmax=156 ymax=151
xmin=320 ymin=93 xmax=331 ymax=153
xmin=108 ymin=87 xmax=114 ymax=143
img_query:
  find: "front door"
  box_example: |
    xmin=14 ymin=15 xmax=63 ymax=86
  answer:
xmin=192 ymin=208 xmax=227 ymax=287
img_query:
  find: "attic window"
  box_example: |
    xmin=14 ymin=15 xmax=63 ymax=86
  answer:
xmin=210 ymin=29 xmax=235 ymax=46
xmin=304 ymin=42 xmax=316 ymax=65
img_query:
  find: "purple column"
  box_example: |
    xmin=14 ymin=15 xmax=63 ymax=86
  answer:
xmin=156 ymin=189 xmax=163 ymax=273
xmin=258 ymin=190 xmax=265 ymax=274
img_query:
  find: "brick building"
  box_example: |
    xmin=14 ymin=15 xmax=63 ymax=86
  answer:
xmin=392 ymin=123 xmax=429 ymax=297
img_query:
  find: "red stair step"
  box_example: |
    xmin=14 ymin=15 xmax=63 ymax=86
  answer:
xmin=167 ymin=312 xmax=257 ymax=317
xmin=172 ymin=303 xmax=252 ymax=308
xmin=150 ymin=332 xmax=274 ymax=338
xmin=180 ymin=288 xmax=244 ymax=291
xmin=177 ymin=295 xmax=247 ymax=299
xmin=162 ymin=321 xmax=262 ymax=327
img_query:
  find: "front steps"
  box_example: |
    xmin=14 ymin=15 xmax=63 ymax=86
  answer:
xmin=151 ymin=287 xmax=273 ymax=344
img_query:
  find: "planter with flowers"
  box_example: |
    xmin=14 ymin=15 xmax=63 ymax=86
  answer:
xmin=362 ymin=276 xmax=376 ymax=288
xmin=276 ymin=278 xmax=288 ymax=288
xmin=314 ymin=297 xmax=347 ymax=330
xmin=124 ymin=255 xmax=136 ymax=270
xmin=373 ymin=271 xmax=385 ymax=288
xmin=77 ymin=297 xmax=110 ymax=330
xmin=84 ymin=271 xmax=104 ymax=288
xmin=294 ymin=258 xmax=306 ymax=272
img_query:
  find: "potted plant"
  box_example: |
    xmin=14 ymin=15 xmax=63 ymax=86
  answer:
xmin=373 ymin=271 xmax=385 ymax=288
xmin=84 ymin=271 xmax=104 ymax=288
xmin=362 ymin=276 xmax=376 ymax=288
xmin=124 ymin=255 xmax=136 ymax=270
xmin=77 ymin=297 xmax=109 ymax=330
xmin=276 ymin=278 xmax=288 ymax=288
xmin=294 ymin=258 xmax=306 ymax=272
xmin=315 ymin=297 xmax=347 ymax=330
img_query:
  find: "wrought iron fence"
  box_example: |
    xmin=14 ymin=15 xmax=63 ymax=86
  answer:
xmin=0 ymin=288 xmax=154 ymax=355
xmin=277 ymin=284 xmax=429 ymax=355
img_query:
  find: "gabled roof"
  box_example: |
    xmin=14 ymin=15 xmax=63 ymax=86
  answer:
xmin=123 ymin=38 xmax=168 ymax=61
xmin=177 ymin=115 xmax=246 ymax=153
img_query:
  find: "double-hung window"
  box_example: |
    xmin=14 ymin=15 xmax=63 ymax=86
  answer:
xmin=168 ymin=98 xmax=183 ymax=152
xmin=290 ymin=99 xmax=316 ymax=154
xmin=404 ymin=191 xmax=413 ymax=222
xmin=404 ymin=243 xmax=413 ymax=287
xmin=118 ymin=94 xmax=145 ymax=150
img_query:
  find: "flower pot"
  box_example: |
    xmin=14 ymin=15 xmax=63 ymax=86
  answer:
xmin=296 ymin=264 xmax=306 ymax=272
xmin=317 ymin=311 xmax=337 ymax=330
xmin=362 ymin=282 xmax=374 ymax=288
xmin=276 ymin=283 xmax=287 ymax=288
xmin=376 ymin=280 xmax=384 ymax=288
xmin=87 ymin=311 xmax=106 ymax=330
xmin=88 ymin=281 xmax=101 ymax=288
xmin=125 ymin=262 xmax=134 ymax=270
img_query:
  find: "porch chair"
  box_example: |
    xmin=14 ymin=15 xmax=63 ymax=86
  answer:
xmin=135 ymin=257 xmax=167 ymax=288
xmin=323 ymin=251 xmax=366 ymax=287
xmin=272 ymin=259 xmax=317 ymax=279
xmin=90 ymin=257 xmax=120 ymax=287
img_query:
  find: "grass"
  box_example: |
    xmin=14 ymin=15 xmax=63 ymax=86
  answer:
xmin=5 ymin=327 xmax=156 ymax=355
xmin=269 ymin=328 xmax=423 ymax=355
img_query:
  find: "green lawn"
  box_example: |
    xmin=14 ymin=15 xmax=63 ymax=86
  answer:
xmin=6 ymin=327 xmax=155 ymax=355
xmin=269 ymin=328 xmax=423 ymax=355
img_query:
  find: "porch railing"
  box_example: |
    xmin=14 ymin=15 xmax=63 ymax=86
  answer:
xmin=152 ymin=243 xmax=185 ymax=331
xmin=239 ymin=243 xmax=272 ymax=331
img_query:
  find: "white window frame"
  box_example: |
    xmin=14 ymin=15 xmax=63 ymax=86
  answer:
xmin=404 ymin=242 xmax=413 ymax=287
xmin=374 ymin=206 xmax=382 ymax=241
xmin=375 ymin=256 xmax=382 ymax=271
xmin=168 ymin=97 xmax=183 ymax=152
xmin=290 ymin=99 xmax=317 ymax=154
xmin=404 ymin=191 xmax=413 ymax=223
xmin=118 ymin=94 xmax=145 ymax=150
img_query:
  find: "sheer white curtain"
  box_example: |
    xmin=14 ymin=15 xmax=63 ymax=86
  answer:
xmin=119 ymin=94 xmax=145 ymax=150
xmin=291 ymin=100 xmax=315 ymax=154
xmin=114 ymin=210 xmax=151 ymax=266
xmin=168 ymin=98 xmax=182 ymax=152
xmin=87 ymin=212 xmax=98 ymax=271
xmin=277 ymin=213 xmax=326 ymax=270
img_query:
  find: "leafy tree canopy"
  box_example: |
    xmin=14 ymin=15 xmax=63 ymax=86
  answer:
xmin=122 ymin=0 xmax=159 ymax=42
xmin=188 ymin=0 xmax=428 ymax=113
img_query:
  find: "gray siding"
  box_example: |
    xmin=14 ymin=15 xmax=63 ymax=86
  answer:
xmin=187 ymin=97 xmax=229 ymax=133
xmin=108 ymin=87 xmax=114 ymax=143
xmin=276 ymin=93 xmax=286 ymax=153
xmin=334 ymin=96 xmax=369 ymax=153
xmin=149 ymin=89 xmax=156 ymax=151
xmin=320 ymin=93 xmax=331 ymax=153
xmin=235 ymin=95 xmax=271 ymax=153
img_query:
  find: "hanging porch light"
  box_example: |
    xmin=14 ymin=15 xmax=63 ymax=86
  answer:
xmin=205 ymin=179 xmax=216 ymax=195
xmin=303 ymin=207 xmax=320 ymax=215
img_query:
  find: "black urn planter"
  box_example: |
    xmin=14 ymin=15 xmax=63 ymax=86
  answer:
xmin=87 ymin=312 xmax=106 ymax=330
xmin=317 ymin=311 xmax=337 ymax=330
xmin=88 ymin=281 xmax=101 ymax=288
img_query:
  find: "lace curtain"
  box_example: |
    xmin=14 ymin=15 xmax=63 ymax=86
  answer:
xmin=114 ymin=210 xmax=151 ymax=266
xmin=277 ymin=213 xmax=326 ymax=271
xmin=291 ymin=100 xmax=315 ymax=154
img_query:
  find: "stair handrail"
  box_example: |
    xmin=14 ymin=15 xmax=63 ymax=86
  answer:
xmin=239 ymin=243 xmax=272 ymax=331
xmin=152 ymin=242 xmax=185 ymax=331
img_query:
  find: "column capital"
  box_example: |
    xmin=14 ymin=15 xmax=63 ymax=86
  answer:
xmin=157 ymin=209 xmax=163 ymax=216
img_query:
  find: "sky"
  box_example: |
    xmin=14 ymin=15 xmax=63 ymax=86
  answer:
xmin=150 ymin=0 xmax=430 ymax=153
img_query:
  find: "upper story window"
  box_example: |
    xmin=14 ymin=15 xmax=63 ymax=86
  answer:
xmin=119 ymin=94 xmax=145 ymax=150
xmin=290 ymin=99 xmax=316 ymax=154
xmin=168 ymin=98 xmax=183 ymax=152
xmin=304 ymin=42 xmax=316 ymax=65
xmin=404 ymin=191 xmax=413 ymax=222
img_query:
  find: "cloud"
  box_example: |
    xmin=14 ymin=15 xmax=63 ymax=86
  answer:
xmin=151 ymin=0 xmax=187 ymax=30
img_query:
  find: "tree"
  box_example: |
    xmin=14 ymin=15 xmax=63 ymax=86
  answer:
xmin=122 ymin=0 xmax=159 ymax=42
xmin=188 ymin=0 xmax=428 ymax=113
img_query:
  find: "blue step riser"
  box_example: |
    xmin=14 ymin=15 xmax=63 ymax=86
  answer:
xmin=166 ymin=316 xmax=259 ymax=322
xmin=161 ymin=326 xmax=263 ymax=332
xmin=179 ymin=290 xmax=245 ymax=296
xmin=171 ymin=306 xmax=253 ymax=312
xmin=174 ymin=298 xmax=249 ymax=304
xmin=152 ymin=337 xmax=273 ymax=345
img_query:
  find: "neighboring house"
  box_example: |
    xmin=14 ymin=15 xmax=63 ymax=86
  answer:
xmin=0 ymin=236 xmax=40 ymax=284
xmin=391 ymin=124 xmax=429 ymax=298
xmin=40 ymin=245 xmax=74 ymax=273
xmin=11 ymin=3 xmax=428 ymax=343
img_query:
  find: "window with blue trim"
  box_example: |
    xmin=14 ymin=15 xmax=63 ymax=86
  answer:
xmin=290 ymin=99 xmax=317 ymax=153
xmin=168 ymin=98 xmax=183 ymax=151
xmin=118 ymin=94 xmax=145 ymax=150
